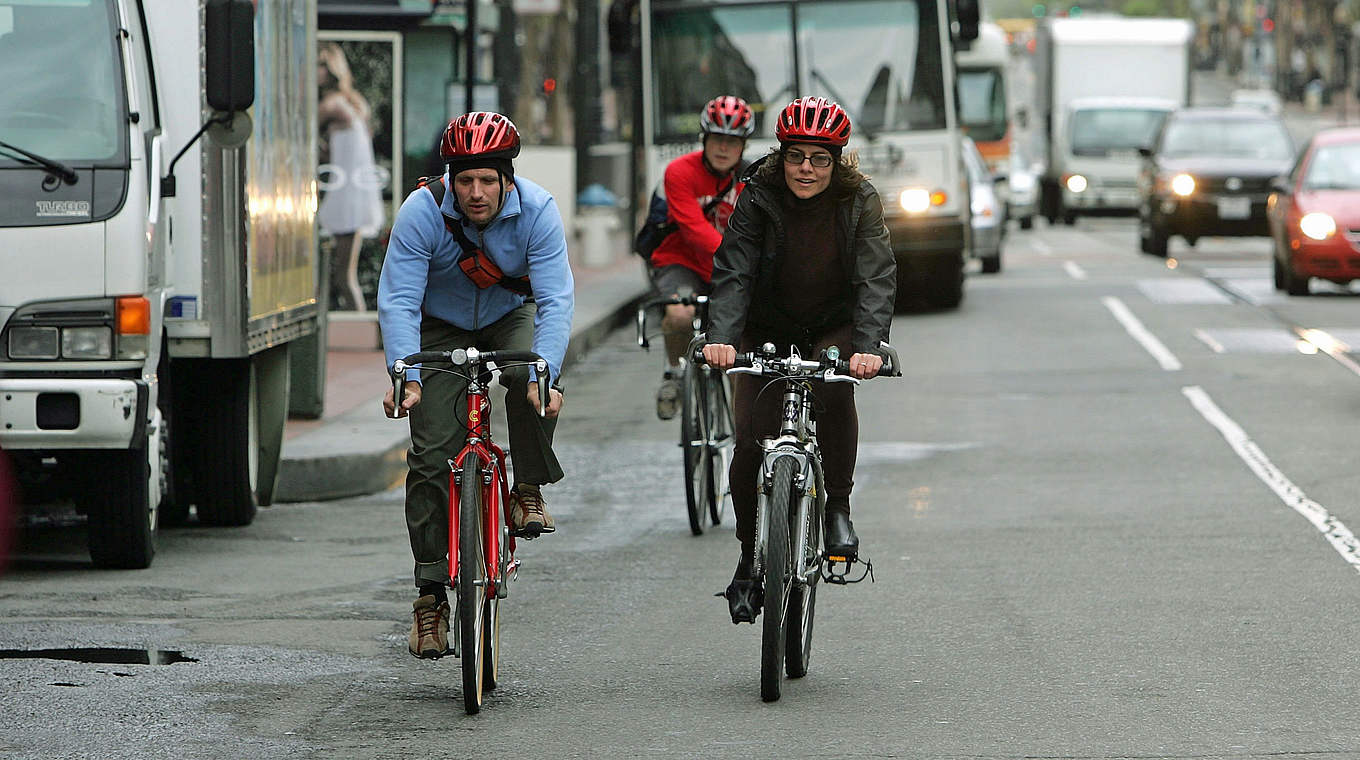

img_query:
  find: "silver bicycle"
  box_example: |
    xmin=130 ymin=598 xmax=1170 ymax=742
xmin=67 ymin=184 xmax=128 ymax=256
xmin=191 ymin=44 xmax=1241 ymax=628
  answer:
xmin=720 ymin=340 xmax=900 ymax=702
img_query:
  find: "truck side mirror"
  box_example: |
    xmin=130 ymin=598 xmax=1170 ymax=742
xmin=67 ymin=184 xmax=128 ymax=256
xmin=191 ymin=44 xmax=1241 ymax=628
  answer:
xmin=952 ymin=0 xmax=980 ymax=44
xmin=1137 ymin=147 xmax=1153 ymax=158
xmin=205 ymin=0 xmax=255 ymax=113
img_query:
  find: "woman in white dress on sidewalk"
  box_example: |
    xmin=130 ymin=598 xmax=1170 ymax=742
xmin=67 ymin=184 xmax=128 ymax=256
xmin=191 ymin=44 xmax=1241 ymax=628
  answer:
xmin=318 ymin=42 xmax=384 ymax=311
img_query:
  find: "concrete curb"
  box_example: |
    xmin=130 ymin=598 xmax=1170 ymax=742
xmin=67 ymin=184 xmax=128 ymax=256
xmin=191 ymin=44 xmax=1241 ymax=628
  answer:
xmin=274 ymin=267 xmax=649 ymax=503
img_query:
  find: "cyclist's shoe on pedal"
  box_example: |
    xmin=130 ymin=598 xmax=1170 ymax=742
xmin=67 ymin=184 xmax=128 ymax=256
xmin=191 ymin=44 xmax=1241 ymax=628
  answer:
xmin=824 ymin=511 xmax=860 ymax=560
xmin=408 ymin=595 xmax=450 ymax=659
xmin=655 ymin=370 xmax=681 ymax=420
xmin=722 ymin=556 xmax=763 ymax=624
xmin=510 ymin=484 xmax=555 ymax=538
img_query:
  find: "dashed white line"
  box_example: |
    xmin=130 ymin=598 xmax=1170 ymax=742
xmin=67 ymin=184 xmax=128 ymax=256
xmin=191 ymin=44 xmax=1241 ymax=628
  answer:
xmin=1063 ymin=261 xmax=1088 ymax=280
xmin=1102 ymin=296 xmax=1183 ymax=371
xmin=1182 ymin=386 xmax=1360 ymax=575
xmin=1030 ymin=238 xmax=1053 ymax=256
xmin=1194 ymin=328 xmax=1226 ymax=354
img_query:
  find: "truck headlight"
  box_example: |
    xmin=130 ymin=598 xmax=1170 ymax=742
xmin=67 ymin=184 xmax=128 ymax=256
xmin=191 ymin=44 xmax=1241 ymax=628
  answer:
xmin=1300 ymin=212 xmax=1336 ymax=240
xmin=1065 ymin=174 xmax=1088 ymax=193
xmin=899 ymin=188 xmax=931 ymax=214
xmin=1171 ymin=173 xmax=1195 ymax=196
xmin=8 ymin=326 xmax=60 ymax=359
xmin=61 ymin=327 xmax=113 ymax=359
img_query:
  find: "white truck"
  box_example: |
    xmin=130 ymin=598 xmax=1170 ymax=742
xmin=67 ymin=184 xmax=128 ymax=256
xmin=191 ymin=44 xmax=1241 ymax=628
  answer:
xmin=1034 ymin=16 xmax=1193 ymax=224
xmin=0 ymin=0 xmax=319 ymax=568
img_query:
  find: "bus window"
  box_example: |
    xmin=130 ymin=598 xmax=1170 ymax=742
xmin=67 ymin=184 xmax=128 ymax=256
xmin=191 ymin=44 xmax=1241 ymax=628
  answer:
xmin=957 ymin=68 xmax=1007 ymax=142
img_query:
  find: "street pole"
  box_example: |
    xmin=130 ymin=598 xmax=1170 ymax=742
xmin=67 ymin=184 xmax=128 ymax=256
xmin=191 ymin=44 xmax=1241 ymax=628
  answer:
xmin=465 ymin=0 xmax=478 ymax=114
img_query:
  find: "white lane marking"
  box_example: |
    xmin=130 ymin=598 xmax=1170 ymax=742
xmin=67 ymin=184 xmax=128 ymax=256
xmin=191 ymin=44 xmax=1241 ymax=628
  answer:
xmin=1030 ymin=237 xmax=1053 ymax=256
xmin=1102 ymin=296 xmax=1183 ymax=371
xmin=1063 ymin=261 xmax=1088 ymax=280
xmin=1194 ymin=329 xmax=1226 ymax=354
xmin=1296 ymin=328 xmax=1360 ymax=379
xmin=1182 ymin=386 xmax=1360 ymax=575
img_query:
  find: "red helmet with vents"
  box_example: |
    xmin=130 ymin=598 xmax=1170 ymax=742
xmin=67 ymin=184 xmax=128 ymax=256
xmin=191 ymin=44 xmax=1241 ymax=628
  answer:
xmin=440 ymin=112 xmax=521 ymax=161
xmin=700 ymin=96 xmax=755 ymax=138
xmin=774 ymin=97 xmax=852 ymax=148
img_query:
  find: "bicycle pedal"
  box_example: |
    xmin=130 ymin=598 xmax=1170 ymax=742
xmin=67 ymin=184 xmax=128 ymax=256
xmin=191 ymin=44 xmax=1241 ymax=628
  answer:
xmin=822 ymin=553 xmax=875 ymax=585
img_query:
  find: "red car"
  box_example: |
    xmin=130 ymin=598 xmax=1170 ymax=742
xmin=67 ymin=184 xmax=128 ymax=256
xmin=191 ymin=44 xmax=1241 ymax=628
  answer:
xmin=1267 ymin=127 xmax=1360 ymax=295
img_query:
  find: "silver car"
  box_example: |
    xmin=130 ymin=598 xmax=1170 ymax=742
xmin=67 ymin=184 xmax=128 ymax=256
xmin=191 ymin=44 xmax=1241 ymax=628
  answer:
xmin=963 ymin=137 xmax=1004 ymax=273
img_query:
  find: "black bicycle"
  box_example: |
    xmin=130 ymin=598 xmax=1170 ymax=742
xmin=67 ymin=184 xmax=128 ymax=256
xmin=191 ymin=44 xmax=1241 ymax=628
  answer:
xmin=637 ymin=294 xmax=734 ymax=535
xmin=714 ymin=340 xmax=899 ymax=702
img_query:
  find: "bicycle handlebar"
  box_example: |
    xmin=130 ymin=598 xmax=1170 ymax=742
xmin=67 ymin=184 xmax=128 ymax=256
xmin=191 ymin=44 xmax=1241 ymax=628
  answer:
xmin=390 ymin=348 xmax=551 ymax=418
xmin=692 ymin=340 xmax=903 ymax=380
xmin=636 ymin=294 xmax=710 ymax=350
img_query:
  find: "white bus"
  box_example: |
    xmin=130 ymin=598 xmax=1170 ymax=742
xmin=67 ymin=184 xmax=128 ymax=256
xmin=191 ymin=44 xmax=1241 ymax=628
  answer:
xmin=635 ymin=0 xmax=980 ymax=309
xmin=955 ymin=21 xmax=1011 ymax=174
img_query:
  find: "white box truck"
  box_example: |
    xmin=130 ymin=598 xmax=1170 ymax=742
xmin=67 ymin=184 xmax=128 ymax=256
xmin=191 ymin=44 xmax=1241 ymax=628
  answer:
xmin=0 ymin=0 xmax=319 ymax=567
xmin=1034 ymin=16 xmax=1193 ymax=224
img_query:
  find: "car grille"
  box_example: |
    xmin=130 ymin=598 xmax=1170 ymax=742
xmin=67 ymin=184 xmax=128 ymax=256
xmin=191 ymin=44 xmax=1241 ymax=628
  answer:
xmin=1196 ymin=176 xmax=1274 ymax=194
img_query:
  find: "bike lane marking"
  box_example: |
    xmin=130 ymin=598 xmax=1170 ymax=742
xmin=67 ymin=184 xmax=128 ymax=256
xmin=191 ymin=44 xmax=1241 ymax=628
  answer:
xmin=1182 ymin=385 xmax=1360 ymax=575
xmin=1063 ymin=261 xmax=1087 ymax=280
xmin=1102 ymin=296 xmax=1182 ymax=371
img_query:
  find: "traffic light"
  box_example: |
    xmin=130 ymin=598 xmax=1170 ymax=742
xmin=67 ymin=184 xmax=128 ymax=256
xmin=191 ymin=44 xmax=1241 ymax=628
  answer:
xmin=1069 ymin=5 xmax=1082 ymax=16
xmin=1261 ymin=18 xmax=1274 ymax=32
xmin=1032 ymin=3 xmax=1046 ymax=17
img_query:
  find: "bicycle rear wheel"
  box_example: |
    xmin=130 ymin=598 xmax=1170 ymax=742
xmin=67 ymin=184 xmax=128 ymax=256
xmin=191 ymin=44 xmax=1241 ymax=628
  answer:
xmin=680 ymin=361 xmax=714 ymax=535
xmin=760 ymin=456 xmax=797 ymax=702
xmin=786 ymin=469 xmax=820 ymax=678
xmin=705 ymin=370 xmax=733 ymax=527
xmin=458 ymin=459 xmax=488 ymax=714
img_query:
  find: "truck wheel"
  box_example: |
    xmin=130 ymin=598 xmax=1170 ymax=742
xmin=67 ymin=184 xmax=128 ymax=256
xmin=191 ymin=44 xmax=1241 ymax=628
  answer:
xmin=1147 ymin=222 xmax=1169 ymax=258
xmin=1019 ymin=216 xmax=1034 ymax=230
xmin=84 ymin=413 xmax=163 ymax=569
xmin=1062 ymin=212 xmax=1077 ymax=226
xmin=929 ymin=254 xmax=966 ymax=309
xmin=192 ymin=359 xmax=259 ymax=526
xmin=981 ymin=254 xmax=1001 ymax=274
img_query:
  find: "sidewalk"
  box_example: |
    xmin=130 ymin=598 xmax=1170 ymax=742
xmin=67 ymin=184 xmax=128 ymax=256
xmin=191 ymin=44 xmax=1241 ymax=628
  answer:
xmin=273 ymin=250 xmax=649 ymax=503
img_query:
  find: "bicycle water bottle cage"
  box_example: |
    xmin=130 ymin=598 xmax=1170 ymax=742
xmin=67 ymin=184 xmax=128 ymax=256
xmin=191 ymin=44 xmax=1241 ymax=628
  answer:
xmin=822 ymin=553 xmax=875 ymax=585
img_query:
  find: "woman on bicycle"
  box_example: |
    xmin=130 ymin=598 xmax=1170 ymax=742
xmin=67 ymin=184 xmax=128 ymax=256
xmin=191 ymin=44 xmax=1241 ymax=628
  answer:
xmin=701 ymin=96 xmax=896 ymax=623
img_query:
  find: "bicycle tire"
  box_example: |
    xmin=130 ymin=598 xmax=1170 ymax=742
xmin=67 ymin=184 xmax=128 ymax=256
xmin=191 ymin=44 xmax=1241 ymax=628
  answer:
xmin=786 ymin=465 xmax=821 ymax=679
xmin=760 ymin=456 xmax=797 ymax=702
xmin=706 ymin=371 xmax=733 ymax=527
xmin=458 ymin=459 xmax=487 ymax=715
xmin=680 ymin=361 xmax=713 ymax=536
xmin=483 ymin=596 xmax=500 ymax=691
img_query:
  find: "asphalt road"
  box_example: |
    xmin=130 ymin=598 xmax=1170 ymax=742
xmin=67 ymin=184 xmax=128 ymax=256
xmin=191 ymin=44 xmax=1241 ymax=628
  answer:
xmin=3 ymin=216 xmax=1360 ymax=759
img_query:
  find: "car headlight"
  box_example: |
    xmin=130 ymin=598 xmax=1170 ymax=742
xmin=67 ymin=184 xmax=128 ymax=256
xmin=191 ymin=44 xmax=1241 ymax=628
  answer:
xmin=1299 ymin=212 xmax=1336 ymax=240
xmin=1170 ymin=174 xmax=1195 ymax=196
xmin=899 ymin=188 xmax=931 ymax=214
xmin=1065 ymin=174 xmax=1088 ymax=193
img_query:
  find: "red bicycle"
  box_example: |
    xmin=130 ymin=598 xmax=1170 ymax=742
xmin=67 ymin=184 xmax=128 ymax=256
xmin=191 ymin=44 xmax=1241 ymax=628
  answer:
xmin=391 ymin=347 xmax=549 ymax=715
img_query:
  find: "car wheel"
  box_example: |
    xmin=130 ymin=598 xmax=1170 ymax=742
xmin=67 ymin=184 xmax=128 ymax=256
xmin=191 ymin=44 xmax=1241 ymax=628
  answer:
xmin=1062 ymin=212 xmax=1077 ymax=226
xmin=1272 ymin=249 xmax=1285 ymax=291
xmin=1147 ymin=222 xmax=1169 ymax=258
xmin=1019 ymin=216 xmax=1034 ymax=230
xmin=1284 ymin=256 xmax=1310 ymax=296
xmin=981 ymin=254 xmax=1001 ymax=274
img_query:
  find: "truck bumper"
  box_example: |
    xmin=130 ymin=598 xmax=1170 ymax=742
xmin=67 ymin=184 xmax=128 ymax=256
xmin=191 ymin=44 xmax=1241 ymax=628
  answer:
xmin=885 ymin=216 xmax=966 ymax=255
xmin=0 ymin=378 xmax=147 ymax=450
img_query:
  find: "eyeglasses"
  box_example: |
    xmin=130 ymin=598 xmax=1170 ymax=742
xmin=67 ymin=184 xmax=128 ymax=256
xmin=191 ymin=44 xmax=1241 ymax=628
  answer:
xmin=782 ymin=149 xmax=834 ymax=169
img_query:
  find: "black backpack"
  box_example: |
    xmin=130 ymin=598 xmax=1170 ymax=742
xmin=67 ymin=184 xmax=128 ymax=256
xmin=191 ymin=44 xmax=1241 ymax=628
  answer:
xmin=632 ymin=175 xmax=735 ymax=261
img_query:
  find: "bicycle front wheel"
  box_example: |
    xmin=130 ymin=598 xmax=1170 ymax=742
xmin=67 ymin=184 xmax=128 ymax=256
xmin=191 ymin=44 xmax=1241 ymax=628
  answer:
xmin=706 ymin=370 xmax=734 ymax=527
xmin=458 ymin=459 xmax=488 ymax=714
xmin=760 ymin=456 xmax=797 ymax=702
xmin=680 ymin=361 xmax=714 ymax=535
xmin=786 ymin=469 xmax=820 ymax=679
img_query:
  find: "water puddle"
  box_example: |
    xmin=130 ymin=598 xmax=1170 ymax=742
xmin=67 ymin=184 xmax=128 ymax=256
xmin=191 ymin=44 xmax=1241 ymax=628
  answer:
xmin=0 ymin=648 xmax=198 ymax=665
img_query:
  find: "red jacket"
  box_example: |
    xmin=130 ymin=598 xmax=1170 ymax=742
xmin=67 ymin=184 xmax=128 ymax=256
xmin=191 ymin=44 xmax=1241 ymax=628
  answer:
xmin=650 ymin=150 xmax=743 ymax=282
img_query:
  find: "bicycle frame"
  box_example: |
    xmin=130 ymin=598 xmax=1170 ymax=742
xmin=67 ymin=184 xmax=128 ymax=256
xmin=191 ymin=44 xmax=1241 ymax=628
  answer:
xmin=448 ymin=367 xmax=515 ymax=602
xmin=751 ymin=381 xmax=826 ymax=585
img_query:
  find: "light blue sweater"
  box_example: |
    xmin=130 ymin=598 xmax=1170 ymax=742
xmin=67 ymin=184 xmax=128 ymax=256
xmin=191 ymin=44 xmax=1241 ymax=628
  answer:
xmin=378 ymin=174 xmax=574 ymax=383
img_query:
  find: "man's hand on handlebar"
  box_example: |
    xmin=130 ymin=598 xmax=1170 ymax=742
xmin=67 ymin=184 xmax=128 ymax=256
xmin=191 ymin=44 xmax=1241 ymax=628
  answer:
xmin=384 ymin=381 xmax=422 ymax=418
xmin=847 ymin=352 xmax=883 ymax=380
xmin=527 ymin=383 xmax=564 ymax=419
xmin=702 ymin=343 xmax=737 ymax=370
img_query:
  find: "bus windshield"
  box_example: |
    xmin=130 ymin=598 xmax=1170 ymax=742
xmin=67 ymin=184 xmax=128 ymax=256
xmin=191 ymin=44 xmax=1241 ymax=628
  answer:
xmin=650 ymin=0 xmax=946 ymax=143
xmin=0 ymin=0 xmax=127 ymax=164
xmin=1069 ymin=108 xmax=1168 ymax=157
xmin=957 ymin=68 xmax=1006 ymax=142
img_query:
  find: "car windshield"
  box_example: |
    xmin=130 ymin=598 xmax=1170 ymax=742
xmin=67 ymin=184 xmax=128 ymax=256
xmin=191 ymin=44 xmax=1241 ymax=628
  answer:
xmin=0 ymin=0 xmax=127 ymax=164
xmin=1160 ymin=118 xmax=1294 ymax=160
xmin=650 ymin=0 xmax=946 ymax=142
xmin=1302 ymin=142 xmax=1360 ymax=191
xmin=1069 ymin=108 xmax=1168 ymax=156
xmin=958 ymin=68 xmax=1006 ymax=142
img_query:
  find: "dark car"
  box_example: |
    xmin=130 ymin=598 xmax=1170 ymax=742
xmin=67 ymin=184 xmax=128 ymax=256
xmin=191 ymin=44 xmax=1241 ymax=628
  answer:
xmin=1137 ymin=108 xmax=1296 ymax=257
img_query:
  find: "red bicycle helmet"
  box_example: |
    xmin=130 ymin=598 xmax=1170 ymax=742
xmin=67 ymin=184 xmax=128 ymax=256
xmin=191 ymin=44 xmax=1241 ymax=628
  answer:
xmin=440 ymin=112 xmax=521 ymax=161
xmin=774 ymin=96 xmax=852 ymax=148
xmin=700 ymin=96 xmax=755 ymax=138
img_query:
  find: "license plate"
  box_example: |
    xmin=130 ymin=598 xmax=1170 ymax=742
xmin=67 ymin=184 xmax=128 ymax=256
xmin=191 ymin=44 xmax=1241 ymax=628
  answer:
xmin=1217 ymin=196 xmax=1251 ymax=219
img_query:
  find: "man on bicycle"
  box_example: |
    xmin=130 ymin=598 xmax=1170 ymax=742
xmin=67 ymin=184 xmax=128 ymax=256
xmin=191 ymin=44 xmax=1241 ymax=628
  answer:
xmin=701 ymin=97 xmax=895 ymax=623
xmin=651 ymin=96 xmax=753 ymax=419
xmin=378 ymin=112 xmax=573 ymax=659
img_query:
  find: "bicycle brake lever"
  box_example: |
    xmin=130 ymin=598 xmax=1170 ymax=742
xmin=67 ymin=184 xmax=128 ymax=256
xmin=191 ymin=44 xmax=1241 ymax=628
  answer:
xmin=390 ymin=360 xmax=408 ymax=417
xmin=636 ymin=308 xmax=650 ymax=351
xmin=534 ymin=359 xmax=549 ymax=417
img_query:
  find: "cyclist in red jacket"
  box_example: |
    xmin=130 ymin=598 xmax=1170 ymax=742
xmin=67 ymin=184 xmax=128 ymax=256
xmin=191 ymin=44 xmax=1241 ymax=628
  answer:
xmin=651 ymin=96 xmax=753 ymax=419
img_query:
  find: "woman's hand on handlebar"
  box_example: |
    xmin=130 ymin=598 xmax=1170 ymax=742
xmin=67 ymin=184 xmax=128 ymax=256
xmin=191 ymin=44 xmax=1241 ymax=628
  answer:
xmin=384 ymin=381 xmax=422 ymax=418
xmin=702 ymin=343 xmax=737 ymax=370
xmin=847 ymin=352 xmax=883 ymax=380
xmin=527 ymin=383 xmax=565 ymax=419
